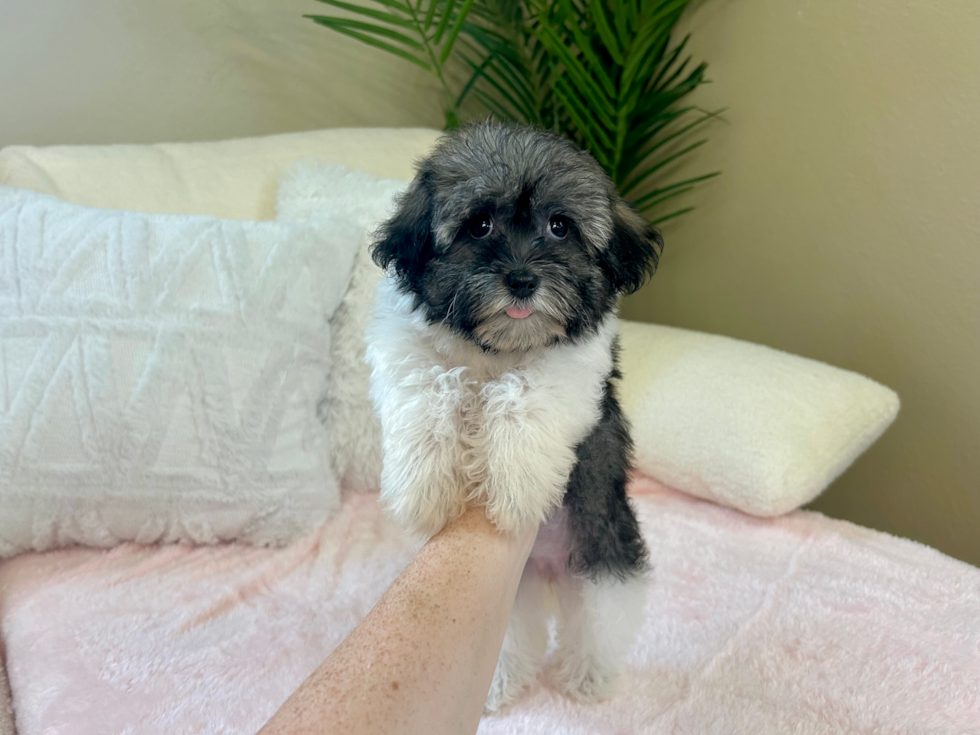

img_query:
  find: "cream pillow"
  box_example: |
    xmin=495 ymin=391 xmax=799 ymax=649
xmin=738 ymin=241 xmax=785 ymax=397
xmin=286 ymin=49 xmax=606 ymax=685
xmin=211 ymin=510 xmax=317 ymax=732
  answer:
xmin=0 ymin=184 xmax=358 ymax=556
xmin=0 ymin=128 xmax=441 ymax=220
xmin=276 ymin=163 xmax=900 ymax=516
xmin=619 ymin=322 xmax=899 ymax=515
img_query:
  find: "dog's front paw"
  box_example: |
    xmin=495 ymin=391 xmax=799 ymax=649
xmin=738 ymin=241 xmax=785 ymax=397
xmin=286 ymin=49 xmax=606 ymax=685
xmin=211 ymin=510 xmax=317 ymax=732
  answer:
xmin=553 ymin=655 xmax=619 ymax=704
xmin=482 ymin=500 xmax=550 ymax=534
xmin=484 ymin=651 xmax=534 ymax=714
xmin=376 ymin=366 xmax=476 ymax=537
xmin=381 ymin=485 xmax=462 ymax=537
xmin=476 ymin=375 xmax=575 ymax=533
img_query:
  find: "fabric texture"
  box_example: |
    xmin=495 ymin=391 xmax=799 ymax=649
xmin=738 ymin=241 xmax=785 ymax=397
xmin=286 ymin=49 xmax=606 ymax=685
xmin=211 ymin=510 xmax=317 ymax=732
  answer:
xmin=1 ymin=477 xmax=977 ymax=735
xmin=0 ymin=128 xmax=901 ymax=516
xmin=0 ymin=185 xmax=358 ymax=556
xmin=618 ymin=321 xmax=901 ymax=515
xmin=276 ymin=162 xmax=900 ymax=516
xmin=0 ymin=128 xmax=442 ymax=221
xmin=277 ymin=163 xmax=407 ymax=492
xmin=0 ymin=129 xmax=430 ymax=724
xmin=0 ymin=654 xmax=12 ymax=735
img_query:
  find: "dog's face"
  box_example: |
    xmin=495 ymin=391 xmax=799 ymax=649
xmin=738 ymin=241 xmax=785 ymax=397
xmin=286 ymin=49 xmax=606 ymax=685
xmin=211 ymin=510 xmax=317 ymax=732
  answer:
xmin=373 ymin=122 xmax=663 ymax=352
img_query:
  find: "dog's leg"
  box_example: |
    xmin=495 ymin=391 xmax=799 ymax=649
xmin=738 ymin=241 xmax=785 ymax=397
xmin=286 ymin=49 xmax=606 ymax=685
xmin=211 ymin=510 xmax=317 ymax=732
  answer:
xmin=477 ymin=323 xmax=617 ymax=533
xmin=375 ymin=365 xmax=475 ymax=537
xmin=367 ymin=281 xmax=481 ymax=537
xmin=552 ymin=570 xmax=647 ymax=702
xmin=477 ymin=373 xmax=590 ymax=532
xmin=485 ymin=565 xmax=550 ymax=713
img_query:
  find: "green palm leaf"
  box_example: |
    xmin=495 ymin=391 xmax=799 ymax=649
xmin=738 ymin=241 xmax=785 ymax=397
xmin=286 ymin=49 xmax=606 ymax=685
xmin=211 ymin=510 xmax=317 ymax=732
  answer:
xmin=306 ymin=0 xmax=721 ymax=222
xmin=475 ymin=89 xmax=520 ymax=121
xmin=440 ymin=0 xmax=478 ymax=62
xmin=531 ymin=23 xmax=616 ymax=125
xmin=632 ymin=171 xmax=721 ymax=210
xmin=306 ymin=16 xmax=431 ymax=70
xmin=650 ymin=206 xmax=696 ymax=225
xmin=433 ymin=0 xmax=461 ymax=44
xmin=588 ymin=0 xmax=623 ymax=65
xmin=311 ymin=0 xmax=415 ymax=28
xmin=468 ymin=0 xmax=720 ymax=219
xmin=460 ymin=51 xmax=536 ymax=120
xmin=467 ymin=55 xmax=537 ymax=118
xmin=307 ymin=17 xmax=424 ymax=49
xmin=622 ymin=110 xmax=723 ymax=194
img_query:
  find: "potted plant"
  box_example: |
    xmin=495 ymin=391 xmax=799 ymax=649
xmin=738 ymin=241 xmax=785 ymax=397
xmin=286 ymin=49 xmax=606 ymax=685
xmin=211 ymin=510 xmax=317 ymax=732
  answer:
xmin=306 ymin=0 xmax=720 ymax=222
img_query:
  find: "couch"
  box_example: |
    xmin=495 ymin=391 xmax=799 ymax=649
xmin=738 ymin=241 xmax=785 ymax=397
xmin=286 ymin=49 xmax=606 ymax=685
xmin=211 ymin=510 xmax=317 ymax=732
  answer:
xmin=0 ymin=128 xmax=977 ymax=734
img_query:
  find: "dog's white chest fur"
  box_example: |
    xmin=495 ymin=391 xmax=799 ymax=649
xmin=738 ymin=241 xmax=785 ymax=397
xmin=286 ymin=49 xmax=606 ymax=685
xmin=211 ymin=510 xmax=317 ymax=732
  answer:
xmin=365 ymin=277 xmax=617 ymax=535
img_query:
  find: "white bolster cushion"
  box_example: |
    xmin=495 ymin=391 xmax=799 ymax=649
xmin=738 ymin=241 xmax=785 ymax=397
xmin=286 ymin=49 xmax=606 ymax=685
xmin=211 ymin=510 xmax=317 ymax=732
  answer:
xmin=618 ymin=321 xmax=900 ymax=515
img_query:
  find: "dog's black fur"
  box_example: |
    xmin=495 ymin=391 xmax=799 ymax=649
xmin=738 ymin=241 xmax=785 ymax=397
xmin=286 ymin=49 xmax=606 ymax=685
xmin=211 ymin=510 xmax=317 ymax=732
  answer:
xmin=373 ymin=121 xmax=659 ymax=577
xmin=564 ymin=341 xmax=649 ymax=578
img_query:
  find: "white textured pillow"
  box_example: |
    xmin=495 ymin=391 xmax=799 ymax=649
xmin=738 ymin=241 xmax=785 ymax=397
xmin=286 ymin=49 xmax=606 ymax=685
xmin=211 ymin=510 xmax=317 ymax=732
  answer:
xmin=0 ymin=185 xmax=358 ymax=556
xmin=275 ymin=163 xmax=900 ymax=517
xmin=277 ymin=163 xmax=407 ymax=492
xmin=618 ymin=321 xmax=900 ymax=515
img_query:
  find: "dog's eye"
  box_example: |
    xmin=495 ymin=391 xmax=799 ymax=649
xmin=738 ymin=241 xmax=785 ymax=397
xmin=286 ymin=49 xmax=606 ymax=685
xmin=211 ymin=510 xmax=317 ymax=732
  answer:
xmin=468 ymin=215 xmax=493 ymax=240
xmin=548 ymin=216 xmax=569 ymax=240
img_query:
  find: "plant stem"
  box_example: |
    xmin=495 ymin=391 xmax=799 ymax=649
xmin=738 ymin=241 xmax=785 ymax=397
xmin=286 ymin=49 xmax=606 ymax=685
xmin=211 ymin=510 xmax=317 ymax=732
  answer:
xmin=408 ymin=0 xmax=461 ymax=127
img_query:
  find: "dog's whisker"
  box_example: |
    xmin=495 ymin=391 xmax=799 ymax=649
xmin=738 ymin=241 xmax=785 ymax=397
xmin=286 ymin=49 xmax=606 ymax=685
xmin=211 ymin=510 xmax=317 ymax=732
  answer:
xmin=441 ymin=290 xmax=460 ymax=326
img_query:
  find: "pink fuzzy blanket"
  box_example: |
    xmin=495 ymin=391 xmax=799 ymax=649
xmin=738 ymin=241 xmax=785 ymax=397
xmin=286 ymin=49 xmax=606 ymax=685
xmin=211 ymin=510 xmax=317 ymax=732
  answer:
xmin=1 ymin=478 xmax=978 ymax=734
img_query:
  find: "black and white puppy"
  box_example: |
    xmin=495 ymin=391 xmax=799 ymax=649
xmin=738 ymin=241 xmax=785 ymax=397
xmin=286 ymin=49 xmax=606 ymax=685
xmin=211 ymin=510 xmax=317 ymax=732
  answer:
xmin=365 ymin=121 xmax=662 ymax=711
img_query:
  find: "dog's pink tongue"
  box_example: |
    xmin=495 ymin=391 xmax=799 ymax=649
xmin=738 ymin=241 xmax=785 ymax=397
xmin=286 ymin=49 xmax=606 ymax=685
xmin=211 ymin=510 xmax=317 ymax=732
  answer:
xmin=506 ymin=305 xmax=534 ymax=319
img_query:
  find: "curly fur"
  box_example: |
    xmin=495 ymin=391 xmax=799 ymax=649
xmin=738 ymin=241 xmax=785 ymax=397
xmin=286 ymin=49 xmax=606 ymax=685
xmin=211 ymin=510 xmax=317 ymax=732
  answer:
xmin=365 ymin=121 xmax=662 ymax=711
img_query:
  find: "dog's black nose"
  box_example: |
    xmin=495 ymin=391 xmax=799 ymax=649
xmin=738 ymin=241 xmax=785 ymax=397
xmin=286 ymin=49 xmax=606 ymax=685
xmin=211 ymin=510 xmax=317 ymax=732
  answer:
xmin=505 ymin=270 xmax=540 ymax=299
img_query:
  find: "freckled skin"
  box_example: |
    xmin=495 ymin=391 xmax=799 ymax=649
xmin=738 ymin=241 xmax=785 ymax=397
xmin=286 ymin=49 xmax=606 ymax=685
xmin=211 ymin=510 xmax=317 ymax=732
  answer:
xmin=258 ymin=506 xmax=536 ymax=735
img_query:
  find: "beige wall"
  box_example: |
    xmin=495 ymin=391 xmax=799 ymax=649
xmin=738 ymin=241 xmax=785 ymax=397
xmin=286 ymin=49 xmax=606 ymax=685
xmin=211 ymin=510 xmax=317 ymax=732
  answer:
xmin=622 ymin=0 xmax=980 ymax=565
xmin=2 ymin=0 xmax=977 ymax=564
xmin=0 ymin=0 xmax=444 ymax=147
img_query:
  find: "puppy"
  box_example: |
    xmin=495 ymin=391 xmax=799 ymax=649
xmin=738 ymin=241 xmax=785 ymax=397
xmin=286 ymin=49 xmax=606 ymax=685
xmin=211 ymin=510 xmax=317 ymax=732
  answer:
xmin=365 ymin=121 xmax=661 ymax=712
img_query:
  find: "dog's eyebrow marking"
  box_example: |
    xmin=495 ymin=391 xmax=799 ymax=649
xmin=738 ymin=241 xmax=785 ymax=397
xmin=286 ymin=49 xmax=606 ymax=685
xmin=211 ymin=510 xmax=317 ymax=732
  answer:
xmin=514 ymin=181 xmax=535 ymax=227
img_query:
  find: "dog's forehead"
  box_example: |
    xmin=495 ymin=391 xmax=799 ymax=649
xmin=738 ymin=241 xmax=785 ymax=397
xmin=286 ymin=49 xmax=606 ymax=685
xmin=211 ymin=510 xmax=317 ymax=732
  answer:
xmin=435 ymin=171 xmax=595 ymax=214
xmin=430 ymin=130 xmax=604 ymax=198
xmin=425 ymin=125 xmax=615 ymax=249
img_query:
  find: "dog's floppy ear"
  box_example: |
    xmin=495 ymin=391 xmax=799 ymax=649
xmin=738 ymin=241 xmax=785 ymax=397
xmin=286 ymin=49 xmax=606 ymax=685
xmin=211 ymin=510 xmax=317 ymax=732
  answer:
xmin=371 ymin=171 xmax=435 ymax=287
xmin=601 ymin=199 xmax=664 ymax=295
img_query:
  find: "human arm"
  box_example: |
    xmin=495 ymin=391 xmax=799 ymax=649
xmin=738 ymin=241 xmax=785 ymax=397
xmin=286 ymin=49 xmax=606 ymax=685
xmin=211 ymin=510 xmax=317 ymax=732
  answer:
xmin=258 ymin=504 xmax=537 ymax=735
